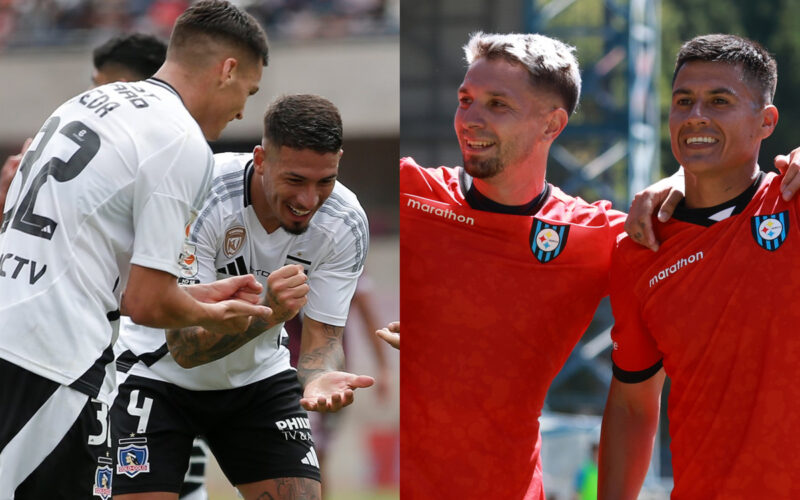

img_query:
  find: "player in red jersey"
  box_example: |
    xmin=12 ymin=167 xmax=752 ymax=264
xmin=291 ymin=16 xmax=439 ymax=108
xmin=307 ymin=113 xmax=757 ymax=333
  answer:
xmin=400 ymin=31 xmax=641 ymax=500
xmin=599 ymin=34 xmax=800 ymax=499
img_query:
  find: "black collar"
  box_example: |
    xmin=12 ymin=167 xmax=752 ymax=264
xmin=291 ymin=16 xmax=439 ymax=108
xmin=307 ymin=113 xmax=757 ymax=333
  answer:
xmin=672 ymin=171 xmax=765 ymax=227
xmin=243 ymin=159 xmax=255 ymax=207
xmin=459 ymin=168 xmax=551 ymax=216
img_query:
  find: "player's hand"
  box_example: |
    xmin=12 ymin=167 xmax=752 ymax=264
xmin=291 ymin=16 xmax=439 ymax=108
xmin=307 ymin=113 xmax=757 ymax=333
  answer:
xmin=376 ymin=321 xmax=399 ymax=349
xmin=266 ymin=264 xmax=309 ymax=323
xmin=0 ymin=138 xmax=32 ymax=209
xmin=774 ymin=149 xmax=800 ymax=201
xmin=186 ymin=274 xmax=264 ymax=304
xmin=625 ymin=171 xmax=685 ymax=252
xmin=300 ymin=371 xmax=374 ymax=413
xmin=202 ymin=298 xmax=272 ymax=334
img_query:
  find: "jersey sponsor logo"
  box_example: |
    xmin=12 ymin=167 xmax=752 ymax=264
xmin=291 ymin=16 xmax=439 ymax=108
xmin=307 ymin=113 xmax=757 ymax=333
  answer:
xmin=648 ymin=251 xmax=703 ymax=288
xmin=116 ymin=439 xmax=150 ymax=477
xmin=751 ymin=211 xmax=789 ymax=251
xmin=0 ymin=252 xmax=47 ymax=284
xmin=406 ymin=198 xmax=475 ymax=226
xmin=223 ymin=226 xmax=246 ymax=258
xmin=178 ymin=242 xmax=198 ymax=278
xmin=93 ymin=458 xmax=113 ymax=500
xmin=530 ymin=219 xmax=570 ymax=263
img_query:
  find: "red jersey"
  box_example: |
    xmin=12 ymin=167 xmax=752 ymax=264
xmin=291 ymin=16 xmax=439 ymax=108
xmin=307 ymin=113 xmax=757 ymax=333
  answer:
xmin=400 ymin=158 xmax=625 ymax=499
xmin=610 ymin=172 xmax=800 ymax=499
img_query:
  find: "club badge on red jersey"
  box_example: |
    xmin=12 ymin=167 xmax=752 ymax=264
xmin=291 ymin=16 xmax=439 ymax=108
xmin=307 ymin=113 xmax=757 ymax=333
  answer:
xmin=92 ymin=458 xmax=113 ymax=500
xmin=751 ymin=211 xmax=789 ymax=251
xmin=116 ymin=438 xmax=150 ymax=477
xmin=530 ymin=218 xmax=570 ymax=263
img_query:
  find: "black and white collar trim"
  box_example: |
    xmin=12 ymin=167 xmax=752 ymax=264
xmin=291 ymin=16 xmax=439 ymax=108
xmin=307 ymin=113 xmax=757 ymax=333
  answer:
xmin=672 ymin=171 xmax=765 ymax=227
xmin=459 ymin=168 xmax=551 ymax=216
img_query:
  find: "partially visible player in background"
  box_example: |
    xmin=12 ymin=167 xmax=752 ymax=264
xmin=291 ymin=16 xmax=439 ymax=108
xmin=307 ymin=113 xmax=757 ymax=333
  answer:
xmin=91 ymin=32 xmax=167 ymax=87
xmin=112 ymin=94 xmax=373 ymax=500
xmin=0 ymin=1 xmax=270 ymax=497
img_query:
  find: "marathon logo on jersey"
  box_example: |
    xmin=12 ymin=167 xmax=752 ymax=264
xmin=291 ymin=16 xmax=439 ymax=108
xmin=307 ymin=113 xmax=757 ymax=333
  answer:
xmin=223 ymin=226 xmax=247 ymax=258
xmin=116 ymin=438 xmax=150 ymax=477
xmin=530 ymin=218 xmax=570 ymax=263
xmin=751 ymin=211 xmax=789 ymax=251
xmin=275 ymin=416 xmax=313 ymax=442
xmin=93 ymin=457 xmax=113 ymax=500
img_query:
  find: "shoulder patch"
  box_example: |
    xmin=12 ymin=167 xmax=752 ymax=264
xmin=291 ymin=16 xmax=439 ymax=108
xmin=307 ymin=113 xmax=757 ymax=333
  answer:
xmin=223 ymin=225 xmax=247 ymax=258
xmin=751 ymin=211 xmax=789 ymax=251
xmin=530 ymin=218 xmax=570 ymax=263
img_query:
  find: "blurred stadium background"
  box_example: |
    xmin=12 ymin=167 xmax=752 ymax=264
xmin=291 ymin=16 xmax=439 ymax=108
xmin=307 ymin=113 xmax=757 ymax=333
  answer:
xmin=0 ymin=1 xmax=398 ymax=499
xmin=402 ymin=0 xmax=800 ymax=498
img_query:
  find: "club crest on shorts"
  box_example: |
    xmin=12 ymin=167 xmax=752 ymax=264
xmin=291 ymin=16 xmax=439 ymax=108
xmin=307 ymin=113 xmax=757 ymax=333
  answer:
xmin=117 ymin=439 xmax=150 ymax=477
xmin=223 ymin=226 xmax=246 ymax=258
xmin=93 ymin=459 xmax=113 ymax=500
xmin=751 ymin=211 xmax=789 ymax=251
xmin=530 ymin=218 xmax=570 ymax=263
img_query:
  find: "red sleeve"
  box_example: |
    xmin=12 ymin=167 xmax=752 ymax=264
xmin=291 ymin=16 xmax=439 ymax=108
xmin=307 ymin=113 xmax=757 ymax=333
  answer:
xmin=609 ymin=236 xmax=663 ymax=383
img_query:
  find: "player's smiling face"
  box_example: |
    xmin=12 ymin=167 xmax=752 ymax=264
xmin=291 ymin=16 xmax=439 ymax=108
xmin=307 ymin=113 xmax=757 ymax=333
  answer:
xmin=669 ymin=60 xmax=777 ymax=177
xmin=252 ymin=143 xmax=341 ymax=235
xmin=454 ymin=57 xmax=563 ymax=179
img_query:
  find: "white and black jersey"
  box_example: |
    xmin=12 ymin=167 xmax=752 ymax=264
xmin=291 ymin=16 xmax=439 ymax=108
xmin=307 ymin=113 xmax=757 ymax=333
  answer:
xmin=0 ymin=79 xmax=214 ymax=405
xmin=115 ymin=152 xmax=368 ymax=390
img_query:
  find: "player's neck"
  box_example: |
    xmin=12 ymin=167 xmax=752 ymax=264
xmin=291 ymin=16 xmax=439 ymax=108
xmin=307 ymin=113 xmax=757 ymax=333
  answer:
xmin=152 ymin=64 xmax=213 ymax=134
xmin=470 ymin=159 xmax=547 ymax=206
xmin=684 ymin=163 xmax=760 ymax=209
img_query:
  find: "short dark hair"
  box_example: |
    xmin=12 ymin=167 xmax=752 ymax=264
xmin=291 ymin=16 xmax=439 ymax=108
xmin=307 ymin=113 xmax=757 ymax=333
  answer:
xmin=92 ymin=33 xmax=167 ymax=79
xmin=171 ymin=0 xmax=269 ymax=66
xmin=673 ymin=34 xmax=777 ymax=105
xmin=464 ymin=32 xmax=582 ymax=115
xmin=263 ymin=95 xmax=343 ymax=153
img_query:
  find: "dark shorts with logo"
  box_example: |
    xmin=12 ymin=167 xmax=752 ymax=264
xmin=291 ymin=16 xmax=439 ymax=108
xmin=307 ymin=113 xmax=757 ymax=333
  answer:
xmin=0 ymin=358 xmax=111 ymax=500
xmin=110 ymin=369 xmax=320 ymax=494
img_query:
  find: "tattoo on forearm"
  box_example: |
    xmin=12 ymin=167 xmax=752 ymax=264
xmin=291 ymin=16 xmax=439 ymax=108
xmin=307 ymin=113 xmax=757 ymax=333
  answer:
xmin=253 ymin=477 xmax=320 ymax=500
xmin=166 ymin=317 xmax=273 ymax=368
xmin=297 ymin=323 xmax=344 ymax=387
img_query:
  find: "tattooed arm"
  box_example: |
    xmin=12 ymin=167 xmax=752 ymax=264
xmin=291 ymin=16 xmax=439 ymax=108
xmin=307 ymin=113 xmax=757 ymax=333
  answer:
xmin=297 ymin=316 xmax=374 ymax=413
xmin=166 ymin=264 xmax=309 ymax=368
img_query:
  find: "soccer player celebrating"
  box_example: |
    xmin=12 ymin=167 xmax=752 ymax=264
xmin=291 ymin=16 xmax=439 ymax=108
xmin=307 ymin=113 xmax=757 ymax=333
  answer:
xmin=111 ymin=94 xmax=373 ymax=500
xmin=599 ymin=34 xmax=800 ymax=499
xmin=0 ymin=1 xmax=269 ymax=497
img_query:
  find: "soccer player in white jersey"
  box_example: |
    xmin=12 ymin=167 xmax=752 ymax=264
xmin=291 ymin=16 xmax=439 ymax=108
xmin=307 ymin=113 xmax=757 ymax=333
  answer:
xmin=0 ymin=2 xmax=270 ymax=498
xmin=111 ymin=94 xmax=373 ymax=500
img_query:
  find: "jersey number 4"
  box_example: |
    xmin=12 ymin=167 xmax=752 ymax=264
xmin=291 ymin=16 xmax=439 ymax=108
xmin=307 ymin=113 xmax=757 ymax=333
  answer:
xmin=0 ymin=116 xmax=100 ymax=238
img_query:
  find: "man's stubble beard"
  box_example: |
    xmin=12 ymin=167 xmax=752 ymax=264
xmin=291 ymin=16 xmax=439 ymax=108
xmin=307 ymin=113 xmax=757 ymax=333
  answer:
xmin=463 ymin=155 xmax=505 ymax=179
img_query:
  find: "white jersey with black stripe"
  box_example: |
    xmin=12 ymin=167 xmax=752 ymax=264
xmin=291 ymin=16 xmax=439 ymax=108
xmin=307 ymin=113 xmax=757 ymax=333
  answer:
xmin=0 ymin=79 xmax=213 ymax=405
xmin=115 ymin=152 xmax=368 ymax=391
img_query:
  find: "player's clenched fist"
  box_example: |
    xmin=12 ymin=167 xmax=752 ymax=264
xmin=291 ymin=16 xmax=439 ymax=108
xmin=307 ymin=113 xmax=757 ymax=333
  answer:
xmin=266 ymin=264 xmax=309 ymax=323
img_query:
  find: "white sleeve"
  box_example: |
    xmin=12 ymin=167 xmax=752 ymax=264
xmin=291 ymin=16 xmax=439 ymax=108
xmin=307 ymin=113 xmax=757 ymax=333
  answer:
xmin=304 ymin=218 xmax=369 ymax=327
xmin=130 ymin=133 xmax=213 ymax=277
xmin=180 ymin=199 xmax=223 ymax=285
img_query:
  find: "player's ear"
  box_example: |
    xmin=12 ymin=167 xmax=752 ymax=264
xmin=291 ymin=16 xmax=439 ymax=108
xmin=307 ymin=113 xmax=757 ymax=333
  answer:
xmin=543 ymin=108 xmax=569 ymax=142
xmin=253 ymin=144 xmax=265 ymax=173
xmin=760 ymin=104 xmax=778 ymax=140
xmin=220 ymin=57 xmax=238 ymax=86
